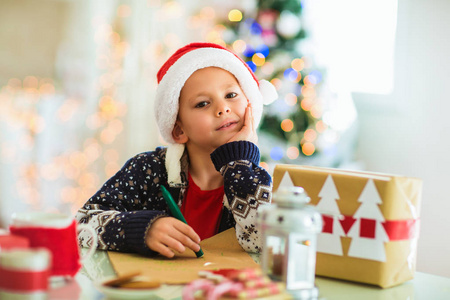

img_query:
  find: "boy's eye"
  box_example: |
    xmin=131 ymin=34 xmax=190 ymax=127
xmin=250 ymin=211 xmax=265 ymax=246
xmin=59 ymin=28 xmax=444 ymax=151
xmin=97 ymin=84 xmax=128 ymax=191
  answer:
xmin=195 ymin=101 xmax=208 ymax=108
xmin=226 ymin=92 xmax=237 ymax=99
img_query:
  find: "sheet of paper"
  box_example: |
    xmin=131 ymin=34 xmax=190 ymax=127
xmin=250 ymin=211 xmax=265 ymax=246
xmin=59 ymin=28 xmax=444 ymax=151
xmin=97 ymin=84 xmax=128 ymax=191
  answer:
xmin=108 ymin=228 xmax=259 ymax=284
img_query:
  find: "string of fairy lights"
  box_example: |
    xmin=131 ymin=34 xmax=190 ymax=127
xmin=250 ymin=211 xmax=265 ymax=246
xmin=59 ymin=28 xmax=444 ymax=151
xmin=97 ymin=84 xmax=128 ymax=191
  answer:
xmin=0 ymin=9 xmax=128 ymax=213
xmin=0 ymin=77 xmax=56 ymax=209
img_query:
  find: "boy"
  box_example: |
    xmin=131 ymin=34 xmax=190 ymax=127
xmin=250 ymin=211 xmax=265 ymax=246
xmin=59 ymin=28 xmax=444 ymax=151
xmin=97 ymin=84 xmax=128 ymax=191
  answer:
xmin=76 ymin=43 xmax=278 ymax=258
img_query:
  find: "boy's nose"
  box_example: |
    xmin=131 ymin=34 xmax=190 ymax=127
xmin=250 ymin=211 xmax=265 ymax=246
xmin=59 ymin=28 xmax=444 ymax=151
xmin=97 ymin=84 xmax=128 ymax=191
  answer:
xmin=216 ymin=103 xmax=231 ymax=116
xmin=217 ymin=108 xmax=231 ymax=116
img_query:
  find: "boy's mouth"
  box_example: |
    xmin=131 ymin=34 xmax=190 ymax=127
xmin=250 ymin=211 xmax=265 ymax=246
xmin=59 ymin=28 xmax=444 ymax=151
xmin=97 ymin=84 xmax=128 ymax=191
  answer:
xmin=217 ymin=120 xmax=238 ymax=130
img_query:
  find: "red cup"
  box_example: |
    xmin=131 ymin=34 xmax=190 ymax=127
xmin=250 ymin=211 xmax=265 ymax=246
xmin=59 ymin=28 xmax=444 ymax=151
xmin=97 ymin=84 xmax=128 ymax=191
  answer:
xmin=9 ymin=212 xmax=97 ymax=279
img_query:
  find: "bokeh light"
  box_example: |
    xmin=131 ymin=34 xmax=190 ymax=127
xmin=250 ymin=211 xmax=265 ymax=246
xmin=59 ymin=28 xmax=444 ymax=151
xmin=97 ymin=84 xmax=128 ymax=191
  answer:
xmin=161 ymin=1 xmax=183 ymax=19
xmin=316 ymin=120 xmax=328 ymax=132
xmin=284 ymin=68 xmax=299 ymax=81
xmin=261 ymin=62 xmax=274 ymax=75
xmin=23 ymin=76 xmax=39 ymax=89
xmin=281 ymin=119 xmax=294 ymax=132
xmin=8 ymin=78 xmax=22 ymax=88
xmin=301 ymin=98 xmax=313 ymax=111
xmin=270 ymin=78 xmax=282 ymax=90
xmin=291 ymin=58 xmax=305 ymax=71
xmin=310 ymin=104 xmax=322 ymax=118
xmin=246 ymin=61 xmax=257 ymax=72
xmin=255 ymin=44 xmax=270 ymax=57
xmin=270 ymin=147 xmax=284 ymax=161
xmin=200 ymin=7 xmax=216 ymax=19
xmin=309 ymin=70 xmax=322 ymax=83
xmin=304 ymin=75 xmax=318 ymax=86
xmin=301 ymin=86 xmax=316 ymax=98
xmin=228 ymin=9 xmax=243 ymax=22
xmin=302 ymin=142 xmax=315 ymax=156
xmin=286 ymin=146 xmax=300 ymax=159
xmin=284 ymin=93 xmax=297 ymax=106
xmin=243 ymin=45 xmax=255 ymax=57
xmin=303 ymin=129 xmax=317 ymax=142
xmin=39 ymin=83 xmax=55 ymax=94
xmin=252 ymin=53 xmax=265 ymax=66
xmin=232 ymin=40 xmax=246 ymax=53
xmin=259 ymin=161 xmax=270 ymax=172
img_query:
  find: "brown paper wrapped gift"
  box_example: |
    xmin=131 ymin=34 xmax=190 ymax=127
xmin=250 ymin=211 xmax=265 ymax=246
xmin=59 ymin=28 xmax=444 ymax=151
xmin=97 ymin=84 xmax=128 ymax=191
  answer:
xmin=272 ymin=165 xmax=422 ymax=288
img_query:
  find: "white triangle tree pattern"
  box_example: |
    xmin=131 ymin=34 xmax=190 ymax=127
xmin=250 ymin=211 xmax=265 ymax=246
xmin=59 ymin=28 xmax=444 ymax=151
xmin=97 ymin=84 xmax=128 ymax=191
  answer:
xmin=278 ymin=171 xmax=294 ymax=189
xmin=347 ymin=179 xmax=389 ymax=262
xmin=316 ymin=175 xmax=345 ymax=256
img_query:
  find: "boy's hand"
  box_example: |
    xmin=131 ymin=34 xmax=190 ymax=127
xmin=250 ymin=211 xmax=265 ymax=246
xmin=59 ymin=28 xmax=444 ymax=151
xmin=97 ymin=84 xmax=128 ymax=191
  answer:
xmin=145 ymin=217 xmax=201 ymax=258
xmin=228 ymin=103 xmax=258 ymax=144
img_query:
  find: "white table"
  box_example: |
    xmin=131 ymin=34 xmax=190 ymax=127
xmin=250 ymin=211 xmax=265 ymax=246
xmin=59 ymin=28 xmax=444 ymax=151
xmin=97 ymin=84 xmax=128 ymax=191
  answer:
xmin=46 ymin=249 xmax=450 ymax=300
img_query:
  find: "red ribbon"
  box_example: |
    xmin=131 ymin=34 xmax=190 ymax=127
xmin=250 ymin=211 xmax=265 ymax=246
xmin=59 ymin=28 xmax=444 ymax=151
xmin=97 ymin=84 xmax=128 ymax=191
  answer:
xmin=0 ymin=267 xmax=49 ymax=292
xmin=360 ymin=218 xmax=376 ymax=238
xmin=322 ymin=215 xmax=334 ymax=233
xmin=320 ymin=215 xmax=419 ymax=241
xmin=383 ymin=219 xmax=419 ymax=241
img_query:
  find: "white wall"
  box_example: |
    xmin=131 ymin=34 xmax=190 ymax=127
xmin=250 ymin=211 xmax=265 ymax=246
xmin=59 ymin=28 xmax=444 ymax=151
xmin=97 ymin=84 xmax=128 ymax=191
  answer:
xmin=354 ymin=0 xmax=450 ymax=278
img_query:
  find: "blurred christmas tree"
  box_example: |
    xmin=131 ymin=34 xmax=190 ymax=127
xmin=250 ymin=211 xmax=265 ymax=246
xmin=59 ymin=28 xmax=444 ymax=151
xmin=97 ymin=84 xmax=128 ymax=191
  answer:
xmin=206 ymin=0 xmax=358 ymax=170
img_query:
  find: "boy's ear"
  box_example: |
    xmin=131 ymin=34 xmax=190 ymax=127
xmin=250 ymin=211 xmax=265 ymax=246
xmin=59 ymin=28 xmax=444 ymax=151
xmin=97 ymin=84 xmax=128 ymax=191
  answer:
xmin=172 ymin=121 xmax=188 ymax=144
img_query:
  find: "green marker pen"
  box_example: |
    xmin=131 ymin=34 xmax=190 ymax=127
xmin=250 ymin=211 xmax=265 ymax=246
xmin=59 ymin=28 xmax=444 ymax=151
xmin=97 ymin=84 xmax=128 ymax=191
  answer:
xmin=161 ymin=185 xmax=204 ymax=258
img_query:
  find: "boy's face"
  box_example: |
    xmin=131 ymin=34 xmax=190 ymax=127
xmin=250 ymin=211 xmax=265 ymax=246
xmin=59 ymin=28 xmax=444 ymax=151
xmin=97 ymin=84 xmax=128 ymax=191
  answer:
xmin=174 ymin=67 xmax=249 ymax=152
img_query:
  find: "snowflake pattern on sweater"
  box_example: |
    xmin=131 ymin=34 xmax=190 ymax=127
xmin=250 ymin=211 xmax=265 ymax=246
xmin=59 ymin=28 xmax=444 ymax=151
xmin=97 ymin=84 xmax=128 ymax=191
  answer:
xmin=76 ymin=141 xmax=272 ymax=256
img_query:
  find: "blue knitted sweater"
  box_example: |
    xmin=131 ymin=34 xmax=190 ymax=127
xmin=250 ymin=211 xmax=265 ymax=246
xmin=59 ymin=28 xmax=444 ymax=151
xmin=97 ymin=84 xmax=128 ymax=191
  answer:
xmin=76 ymin=141 xmax=272 ymax=256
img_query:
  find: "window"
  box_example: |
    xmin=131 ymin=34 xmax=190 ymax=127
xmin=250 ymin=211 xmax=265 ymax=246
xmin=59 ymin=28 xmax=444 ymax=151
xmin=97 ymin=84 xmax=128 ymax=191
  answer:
xmin=303 ymin=0 xmax=398 ymax=95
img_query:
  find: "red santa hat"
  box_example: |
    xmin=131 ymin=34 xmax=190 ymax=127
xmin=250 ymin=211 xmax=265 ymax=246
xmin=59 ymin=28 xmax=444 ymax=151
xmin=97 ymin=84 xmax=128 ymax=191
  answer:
xmin=154 ymin=42 xmax=278 ymax=186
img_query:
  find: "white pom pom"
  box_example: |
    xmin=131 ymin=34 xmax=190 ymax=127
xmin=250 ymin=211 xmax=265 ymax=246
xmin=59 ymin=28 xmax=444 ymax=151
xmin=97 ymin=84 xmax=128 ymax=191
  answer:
xmin=259 ymin=79 xmax=278 ymax=105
